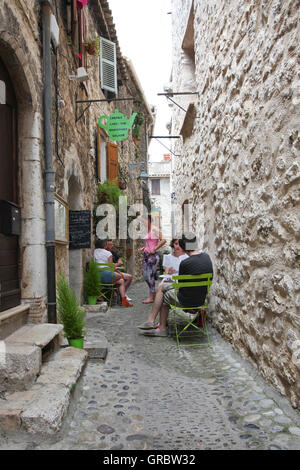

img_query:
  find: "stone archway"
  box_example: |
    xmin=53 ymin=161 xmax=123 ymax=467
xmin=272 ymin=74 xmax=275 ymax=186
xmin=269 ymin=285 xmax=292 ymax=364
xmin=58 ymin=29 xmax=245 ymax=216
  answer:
xmin=0 ymin=32 xmax=47 ymax=322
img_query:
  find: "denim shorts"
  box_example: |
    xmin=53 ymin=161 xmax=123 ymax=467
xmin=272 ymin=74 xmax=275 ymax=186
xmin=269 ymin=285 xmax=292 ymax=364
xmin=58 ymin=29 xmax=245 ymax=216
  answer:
xmin=98 ymin=270 xmax=116 ymax=284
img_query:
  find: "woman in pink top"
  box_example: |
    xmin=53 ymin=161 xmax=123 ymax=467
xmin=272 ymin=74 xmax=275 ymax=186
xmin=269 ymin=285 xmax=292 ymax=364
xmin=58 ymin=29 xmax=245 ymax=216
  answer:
xmin=138 ymin=215 xmax=166 ymax=304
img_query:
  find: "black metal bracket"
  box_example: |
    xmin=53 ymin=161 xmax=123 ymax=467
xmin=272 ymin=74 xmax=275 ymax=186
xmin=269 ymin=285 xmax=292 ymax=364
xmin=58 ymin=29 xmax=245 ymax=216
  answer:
xmin=150 ymin=137 xmax=181 ymax=158
xmin=75 ymin=97 xmax=136 ymax=123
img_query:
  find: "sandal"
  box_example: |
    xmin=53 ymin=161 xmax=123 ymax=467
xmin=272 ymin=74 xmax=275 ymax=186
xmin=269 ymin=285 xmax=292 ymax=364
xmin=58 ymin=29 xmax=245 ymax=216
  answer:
xmin=142 ymin=329 xmax=168 ymax=337
xmin=137 ymin=321 xmax=159 ymax=330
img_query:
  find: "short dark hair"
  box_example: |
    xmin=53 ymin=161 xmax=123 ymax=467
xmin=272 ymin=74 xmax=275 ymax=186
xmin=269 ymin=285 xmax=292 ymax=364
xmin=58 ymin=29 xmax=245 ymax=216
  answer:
xmin=95 ymin=238 xmax=111 ymax=249
xmin=182 ymin=232 xmax=198 ymax=251
xmin=170 ymin=238 xmax=178 ymax=248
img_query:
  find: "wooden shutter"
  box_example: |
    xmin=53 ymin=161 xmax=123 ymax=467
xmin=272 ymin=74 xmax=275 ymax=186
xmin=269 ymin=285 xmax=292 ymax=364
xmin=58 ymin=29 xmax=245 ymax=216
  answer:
xmin=100 ymin=37 xmax=117 ymax=95
xmin=79 ymin=8 xmax=87 ymax=69
xmin=107 ymin=142 xmax=118 ymax=182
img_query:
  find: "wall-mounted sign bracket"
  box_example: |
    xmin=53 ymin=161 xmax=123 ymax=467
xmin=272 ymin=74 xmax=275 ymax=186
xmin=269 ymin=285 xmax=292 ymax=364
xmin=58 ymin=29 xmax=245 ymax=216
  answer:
xmin=150 ymin=137 xmax=181 ymax=158
xmin=75 ymin=96 xmax=136 ymax=123
xmin=157 ymin=92 xmax=199 ymax=114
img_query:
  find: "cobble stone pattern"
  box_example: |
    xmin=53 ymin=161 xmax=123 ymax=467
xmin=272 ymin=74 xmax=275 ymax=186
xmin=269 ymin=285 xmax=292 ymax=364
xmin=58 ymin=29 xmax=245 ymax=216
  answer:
xmin=0 ymin=282 xmax=300 ymax=450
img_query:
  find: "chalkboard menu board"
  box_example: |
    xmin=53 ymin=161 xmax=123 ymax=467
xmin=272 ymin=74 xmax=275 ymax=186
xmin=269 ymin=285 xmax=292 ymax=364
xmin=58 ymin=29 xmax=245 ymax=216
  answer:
xmin=69 ymin=210 xmax=91 ymax=250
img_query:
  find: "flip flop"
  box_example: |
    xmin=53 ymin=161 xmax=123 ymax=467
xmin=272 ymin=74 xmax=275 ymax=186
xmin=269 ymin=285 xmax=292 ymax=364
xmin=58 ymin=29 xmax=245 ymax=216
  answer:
xmin=137 ymin=321 xmax=159 ymax=330
xmin=142 ymin=300 xmax=154 ymax=304
xmin=142 ymin=329 xmax=168 ymax=337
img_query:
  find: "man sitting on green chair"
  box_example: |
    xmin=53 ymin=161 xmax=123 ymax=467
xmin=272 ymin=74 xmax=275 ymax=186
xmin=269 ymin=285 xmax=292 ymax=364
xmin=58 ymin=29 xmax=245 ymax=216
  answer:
xmin=94 ymin=239 xmax=133 ymax=307
xmin=138 ymin=233 xmax=213 ymax=337
xmin=105 ymin=239 xmax=133 ymax=302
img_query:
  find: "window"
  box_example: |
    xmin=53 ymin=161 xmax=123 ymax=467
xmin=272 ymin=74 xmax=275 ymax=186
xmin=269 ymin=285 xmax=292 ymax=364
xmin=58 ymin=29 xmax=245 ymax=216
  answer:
xmin=68 ymin=0 xmax=87 ymax=69
xmin=151 ymin=179 xmax=161 ymax=196
xmin=100 ymin=37 xmax=118 ymax=95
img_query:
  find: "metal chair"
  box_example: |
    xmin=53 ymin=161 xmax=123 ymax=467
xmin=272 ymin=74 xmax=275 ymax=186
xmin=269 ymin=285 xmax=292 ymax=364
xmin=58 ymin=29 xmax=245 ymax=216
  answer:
xmin=169 ymin=273 xmax=213 ymax=350
xmin=96 ymin=262 xmax=120 ymax=309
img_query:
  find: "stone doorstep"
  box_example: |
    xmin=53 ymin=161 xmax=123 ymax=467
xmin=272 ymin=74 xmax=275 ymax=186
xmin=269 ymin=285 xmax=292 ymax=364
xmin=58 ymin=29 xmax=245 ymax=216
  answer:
xmin=0 ymin=305 xmax=30 ymax=341
xmin=0 ymin=342 xmax=41 ymax=392
xmin=60 ymin=338 xmax=108 ymax=360
xmin=0 ymin=347 xmax=88 ymax=434
xmin=84 ymin=338 xmax=108 ymax=360
xmin=84 ymin=302 xmax=108 ymax=312
xmin=5 ymin=323 xmax=63 ymax=349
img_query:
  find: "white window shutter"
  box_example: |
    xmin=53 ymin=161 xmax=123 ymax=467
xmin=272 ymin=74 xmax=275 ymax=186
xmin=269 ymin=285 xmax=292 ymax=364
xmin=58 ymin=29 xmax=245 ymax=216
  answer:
xmin=100 ymin=37 xmax=118 ymax=95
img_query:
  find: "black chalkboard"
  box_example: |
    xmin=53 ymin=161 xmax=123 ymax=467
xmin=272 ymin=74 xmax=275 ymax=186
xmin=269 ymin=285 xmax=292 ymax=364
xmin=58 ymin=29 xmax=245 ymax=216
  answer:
xmin=69 ymin=210 xmax=91 ymax=250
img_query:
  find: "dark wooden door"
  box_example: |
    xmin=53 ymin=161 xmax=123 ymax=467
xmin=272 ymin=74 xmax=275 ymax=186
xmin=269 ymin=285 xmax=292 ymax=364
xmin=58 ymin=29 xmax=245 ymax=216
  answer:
xmin=0 ymin=58 xmax=20 ymax=312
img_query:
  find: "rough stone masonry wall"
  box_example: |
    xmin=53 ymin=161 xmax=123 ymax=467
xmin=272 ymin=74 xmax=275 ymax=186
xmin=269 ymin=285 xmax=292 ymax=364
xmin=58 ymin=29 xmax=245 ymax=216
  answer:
xmin=171 ymin=0 xmax=300 ymax=409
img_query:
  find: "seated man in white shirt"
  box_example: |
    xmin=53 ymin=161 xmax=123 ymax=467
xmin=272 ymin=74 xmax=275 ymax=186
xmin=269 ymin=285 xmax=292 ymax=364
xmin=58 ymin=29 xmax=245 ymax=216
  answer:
xmin=94 ymin=239 xmax=133 ymax=307
xmin=105 ymin=239 xmax=133 ymax=302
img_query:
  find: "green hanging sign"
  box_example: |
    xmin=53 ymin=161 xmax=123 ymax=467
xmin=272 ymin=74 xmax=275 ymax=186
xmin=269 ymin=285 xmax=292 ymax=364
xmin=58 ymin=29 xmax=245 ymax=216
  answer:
xmin=97 ymin=109 xmax=137 ymax=141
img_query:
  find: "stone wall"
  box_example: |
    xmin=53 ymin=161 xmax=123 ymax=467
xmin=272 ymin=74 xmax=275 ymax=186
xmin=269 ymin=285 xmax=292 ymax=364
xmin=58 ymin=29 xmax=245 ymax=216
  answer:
xmin=171 ymin=0 xmax=300 ymax=408
xmin=0 ymin=0 xmax=153 ymax=324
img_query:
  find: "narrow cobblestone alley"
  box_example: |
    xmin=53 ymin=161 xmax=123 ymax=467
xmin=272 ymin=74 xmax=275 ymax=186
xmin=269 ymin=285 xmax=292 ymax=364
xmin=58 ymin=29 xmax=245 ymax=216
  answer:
xmin=1 ymin=282 xmax=300 ymax=451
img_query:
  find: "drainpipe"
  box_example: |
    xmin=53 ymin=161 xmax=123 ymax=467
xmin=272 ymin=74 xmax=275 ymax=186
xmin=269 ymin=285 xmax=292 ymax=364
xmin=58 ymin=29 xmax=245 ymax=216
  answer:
xmin=41 ymin=1 xmax=57 ymax=323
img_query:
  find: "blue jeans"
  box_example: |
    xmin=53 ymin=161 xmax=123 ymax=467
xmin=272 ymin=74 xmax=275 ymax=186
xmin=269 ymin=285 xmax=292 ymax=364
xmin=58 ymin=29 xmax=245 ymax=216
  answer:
xmin=98 ymin=270 xmax=116 ymax=284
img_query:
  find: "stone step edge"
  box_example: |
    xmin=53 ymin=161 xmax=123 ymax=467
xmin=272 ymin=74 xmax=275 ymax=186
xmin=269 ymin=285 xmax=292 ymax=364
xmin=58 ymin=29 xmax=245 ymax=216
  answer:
xmin=5 ymin=323 xmax=63 ymax=349
xmin=0 ymin=305 xmax=30 ymax=324
xmin=0 ymin=347 xmax=88 ymax=434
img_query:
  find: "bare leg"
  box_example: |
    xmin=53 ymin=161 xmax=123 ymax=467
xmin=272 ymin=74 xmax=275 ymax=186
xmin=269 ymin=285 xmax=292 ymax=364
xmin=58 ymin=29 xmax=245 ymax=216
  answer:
xmin=156 ymin=304 xmax=169 ymax=331
xmin=142 ymin=291 xmax=155 ymax=304
xmin=144 ymin=283 xmax=164 ymax=323
xmin=122 ymin=273 xmax=132 ymax=293
xmin=114 ymin=278 xmax=125 ymax=298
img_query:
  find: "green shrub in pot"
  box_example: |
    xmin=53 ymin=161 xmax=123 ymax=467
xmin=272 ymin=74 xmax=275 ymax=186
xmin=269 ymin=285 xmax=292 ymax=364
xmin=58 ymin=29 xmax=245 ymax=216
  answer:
xmin=57 ymin=273 xmax=86 ymax=348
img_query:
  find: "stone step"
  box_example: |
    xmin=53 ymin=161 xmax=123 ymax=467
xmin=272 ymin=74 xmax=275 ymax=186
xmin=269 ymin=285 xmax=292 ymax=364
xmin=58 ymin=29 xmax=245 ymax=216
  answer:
xmin=0 ymin=305 xmax=30 ymax=340
xmin=6 ymin=323 xmax=63 ymax=349
xmin=0 ymin=347 xmax=88 ymax=434
xmin=0 ymin=323 xmax=63 ymax=392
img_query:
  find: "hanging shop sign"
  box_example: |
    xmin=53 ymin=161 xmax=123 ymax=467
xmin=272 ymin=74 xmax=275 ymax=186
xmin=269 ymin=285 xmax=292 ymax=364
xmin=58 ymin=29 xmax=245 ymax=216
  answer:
xmin=97 ymin=109 xmax=137 ymax=142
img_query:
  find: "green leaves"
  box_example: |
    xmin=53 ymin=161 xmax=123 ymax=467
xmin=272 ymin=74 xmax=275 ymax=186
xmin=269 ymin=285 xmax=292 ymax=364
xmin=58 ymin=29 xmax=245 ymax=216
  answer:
xmin=84 ymin=259 xmax=102 ymax=297
xmin=57 ymin=273 xmax=86 ymax=340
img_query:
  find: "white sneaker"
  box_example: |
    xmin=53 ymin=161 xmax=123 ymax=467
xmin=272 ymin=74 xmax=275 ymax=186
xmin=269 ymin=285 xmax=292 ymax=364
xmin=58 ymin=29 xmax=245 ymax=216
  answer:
xmin=126 ymin=295 xmax=132 ymax=301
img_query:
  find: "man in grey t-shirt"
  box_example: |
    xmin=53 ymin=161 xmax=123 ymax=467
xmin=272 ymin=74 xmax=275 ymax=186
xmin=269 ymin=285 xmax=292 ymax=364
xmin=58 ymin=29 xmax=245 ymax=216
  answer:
xmin=141 ymin=233 xmax=213 ymax=337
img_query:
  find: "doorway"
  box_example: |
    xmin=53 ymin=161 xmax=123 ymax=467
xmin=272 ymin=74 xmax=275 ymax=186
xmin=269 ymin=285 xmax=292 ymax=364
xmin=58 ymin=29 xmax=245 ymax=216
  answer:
xmin=0 ymin=58 xmax=20 ymax=312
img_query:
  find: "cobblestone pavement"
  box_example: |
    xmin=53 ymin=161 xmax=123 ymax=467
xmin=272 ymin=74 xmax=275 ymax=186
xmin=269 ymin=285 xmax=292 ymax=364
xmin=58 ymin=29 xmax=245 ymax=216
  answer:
xmin=1 ymin=282 xmax=300 ymax=450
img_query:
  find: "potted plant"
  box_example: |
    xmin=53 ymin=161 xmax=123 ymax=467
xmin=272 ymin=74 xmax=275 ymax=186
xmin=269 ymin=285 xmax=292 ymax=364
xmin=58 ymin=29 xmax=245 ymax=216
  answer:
xmin=97 ymin=179 xmax=124 ymax=207
xmin=84 ymin=259 xmax=101 ymax=305
xmin=57 ymin=273 xmax=86 ymax=349
xmin=132 ymin=112 xmax=144 ymax=144
xmin=84 ymin=37 xmax=100 ymax=56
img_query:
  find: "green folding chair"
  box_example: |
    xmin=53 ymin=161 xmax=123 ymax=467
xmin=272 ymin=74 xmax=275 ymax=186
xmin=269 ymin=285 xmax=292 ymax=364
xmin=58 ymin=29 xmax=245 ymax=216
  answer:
xmin=170 ymin=273 xmax=213 ymax=350
xmin=96 ymin=263 xmax=119 ymax=309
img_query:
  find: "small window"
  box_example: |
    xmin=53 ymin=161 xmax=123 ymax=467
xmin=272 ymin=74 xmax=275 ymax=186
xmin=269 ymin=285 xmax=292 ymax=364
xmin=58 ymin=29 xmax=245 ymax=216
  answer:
xmin=100 ymin=37 xmax=118 ymax=95
xmin=151 ymin=179 xmax=161 ymax=196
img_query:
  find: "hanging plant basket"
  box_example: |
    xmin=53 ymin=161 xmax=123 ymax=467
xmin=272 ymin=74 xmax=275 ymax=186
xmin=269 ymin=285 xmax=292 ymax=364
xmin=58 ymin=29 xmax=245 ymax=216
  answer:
xmin=84 ymin=38 xmax=100 ymax=56
xmin=118 ymin=181 xmax=127 ymax=190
